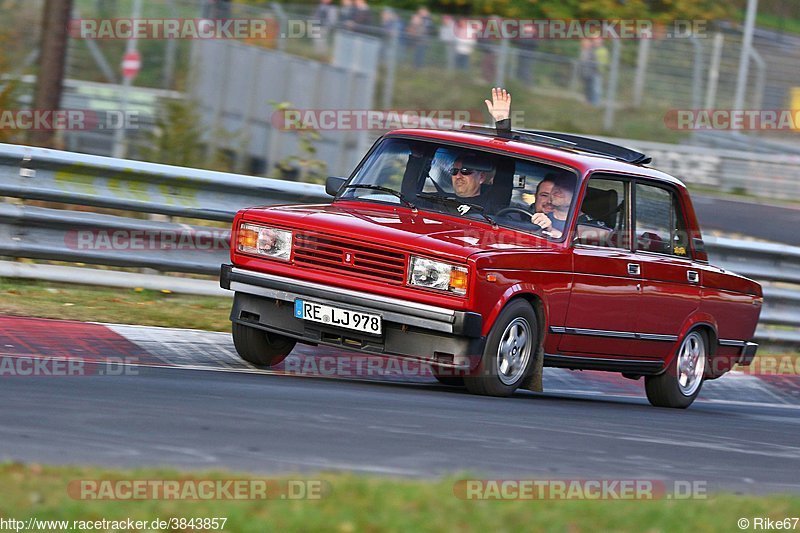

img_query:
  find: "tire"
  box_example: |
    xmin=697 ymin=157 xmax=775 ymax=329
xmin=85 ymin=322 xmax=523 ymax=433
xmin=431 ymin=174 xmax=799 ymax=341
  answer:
xmin=464 ymin=299 xmax=538 ymax=397
xmin=232 ymin=322 xmax=296 ymax=367
xmin=645 ymin=330 xmax=707 ymax=409
xmin=431 ymin=366 xmax=465 ymax=387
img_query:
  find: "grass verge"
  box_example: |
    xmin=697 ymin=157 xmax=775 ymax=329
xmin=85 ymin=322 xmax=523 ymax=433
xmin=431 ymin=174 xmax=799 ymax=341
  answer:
xmin=0 ymin=278 xmax=231 ymax=332
xmin=1 ymin=463 xmax=799 ymax=532
xmin=756 ymin=13 xmax=800 ymax=36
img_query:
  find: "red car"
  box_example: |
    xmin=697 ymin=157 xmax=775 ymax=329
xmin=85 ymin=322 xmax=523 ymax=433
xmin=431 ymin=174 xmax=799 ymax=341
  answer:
xmin=220 ymin=125 xmax=762 ymax=408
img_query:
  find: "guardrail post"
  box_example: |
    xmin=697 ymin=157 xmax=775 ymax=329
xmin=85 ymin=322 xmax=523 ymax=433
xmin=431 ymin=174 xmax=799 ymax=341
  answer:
xmin=112 ymin=0 xmax=143 ymax=159
xmin=733 ymin=0 xmax=759 ymax=112
xmin=704 ymin=32 xmax=724 ymax=109
xmin=691 ymin=37 xmax=704 ymax=110
xmin=749 ymin=47 xmax=766 ymax=110
xmin=381 ymin=30 xmax=399 ymax=109
xmin=603 ymin=39 xmax=621 ymax=131
xmin=632 ymin=37 xmax=650 ymax=108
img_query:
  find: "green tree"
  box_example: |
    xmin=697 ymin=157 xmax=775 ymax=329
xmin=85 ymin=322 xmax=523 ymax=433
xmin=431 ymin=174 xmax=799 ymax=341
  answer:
xmin=272 ymin=102 xmax=328 ymax=183
xmin=141 ymin=98 xmax=206 ymax=167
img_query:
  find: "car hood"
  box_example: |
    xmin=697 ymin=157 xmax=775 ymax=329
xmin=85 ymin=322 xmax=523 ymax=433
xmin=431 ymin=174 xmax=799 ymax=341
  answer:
xmin=241 ymin=201 xmax=554 ymax=261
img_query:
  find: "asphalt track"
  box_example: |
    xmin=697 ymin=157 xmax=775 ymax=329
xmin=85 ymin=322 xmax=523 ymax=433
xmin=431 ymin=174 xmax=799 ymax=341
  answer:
xmin=1 ymin=316 xmax=799 ymax=495
xmin=693 ymin=195 xmax=800 ymax=245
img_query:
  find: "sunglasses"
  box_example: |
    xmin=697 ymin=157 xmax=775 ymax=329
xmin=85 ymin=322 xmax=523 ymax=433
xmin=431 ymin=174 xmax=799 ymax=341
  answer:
xmin=451 ymin=167 xmax=476 ymax=176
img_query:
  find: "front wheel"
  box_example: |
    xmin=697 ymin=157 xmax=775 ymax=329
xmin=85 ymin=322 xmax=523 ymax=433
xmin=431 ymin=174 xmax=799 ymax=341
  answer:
xmin=464 ymin=300 xmax=538 ymax=397
xmin=645 ymin=330 xmax=707 ymax=408
xmin=232 ymin=322 xmax=296 ymax=367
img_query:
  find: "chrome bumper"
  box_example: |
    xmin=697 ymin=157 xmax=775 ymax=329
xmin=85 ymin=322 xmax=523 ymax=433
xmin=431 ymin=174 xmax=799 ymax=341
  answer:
xmin=220 ymin=264 xmax=482 ymax=337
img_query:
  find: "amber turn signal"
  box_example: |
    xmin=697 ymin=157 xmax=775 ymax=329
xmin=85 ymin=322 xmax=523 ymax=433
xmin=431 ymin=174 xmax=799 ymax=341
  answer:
xmin=449 ymin=268 xmax=468 ymax=292
xmin=238 ymin=228 xmax=258 ymax=249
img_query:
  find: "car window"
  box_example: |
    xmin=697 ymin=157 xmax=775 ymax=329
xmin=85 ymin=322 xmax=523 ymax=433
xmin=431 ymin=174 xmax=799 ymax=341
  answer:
xmin=341 ymin=138 xmax=579 ymax=240
xmin=348 ymin=141 xmax=409 ymax=200
xmin=635 ymin=183 xmax=691 ymax=258
xmin=575 ymin=177 xmax=628 ymax=248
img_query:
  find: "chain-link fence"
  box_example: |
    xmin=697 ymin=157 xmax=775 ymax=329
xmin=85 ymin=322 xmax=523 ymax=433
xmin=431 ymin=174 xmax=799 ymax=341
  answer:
xmin=279 ymin=5 xmax=800 ymax=120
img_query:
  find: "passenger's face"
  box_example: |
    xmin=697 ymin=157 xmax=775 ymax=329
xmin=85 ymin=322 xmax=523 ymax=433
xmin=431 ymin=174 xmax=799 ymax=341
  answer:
xmin=534 ymin=181 xmax=555 ymax=213
xmin=451 ymin=160 xmax=484 ymax=198
xmin=550 ymin=185 xmax=573 ymax=210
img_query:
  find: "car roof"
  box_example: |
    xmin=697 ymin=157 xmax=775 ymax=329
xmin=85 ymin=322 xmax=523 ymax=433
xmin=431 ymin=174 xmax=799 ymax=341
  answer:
xmin=386 ymin=128 xmax=687 ymax=189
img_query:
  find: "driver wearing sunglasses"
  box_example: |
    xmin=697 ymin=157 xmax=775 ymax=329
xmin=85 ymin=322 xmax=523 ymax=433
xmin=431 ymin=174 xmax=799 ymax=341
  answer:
xmin=450 ymin=156 xmax=495 ymax=205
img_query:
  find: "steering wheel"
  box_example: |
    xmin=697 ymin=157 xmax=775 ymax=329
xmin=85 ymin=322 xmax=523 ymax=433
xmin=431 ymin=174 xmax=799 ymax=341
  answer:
xmin=494 ymin=207 xmax=547 ymax=233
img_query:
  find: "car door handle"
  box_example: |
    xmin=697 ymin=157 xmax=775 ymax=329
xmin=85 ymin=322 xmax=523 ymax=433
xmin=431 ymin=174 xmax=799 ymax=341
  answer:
xmin=627 ymin=263 xmax=641 ymax=276
xmin=687 ymin=270 xmax=699 ymax=283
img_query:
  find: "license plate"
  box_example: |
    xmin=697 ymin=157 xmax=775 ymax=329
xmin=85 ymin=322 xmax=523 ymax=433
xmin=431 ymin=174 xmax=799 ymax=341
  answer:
xmin=294 ymin=299 xmax=382 ymax=335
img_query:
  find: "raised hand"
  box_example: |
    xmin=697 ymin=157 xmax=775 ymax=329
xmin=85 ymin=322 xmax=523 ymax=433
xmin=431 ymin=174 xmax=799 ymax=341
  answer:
xmin=484 ymin=87 xmax=511 ymax=123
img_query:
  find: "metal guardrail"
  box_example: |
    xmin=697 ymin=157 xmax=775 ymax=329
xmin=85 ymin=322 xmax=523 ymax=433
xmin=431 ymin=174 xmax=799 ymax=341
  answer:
xmin=0 ymin=143 xmax=798 ymax=345
xmin=0 ymin=203 xmax=227 ymax=275
xmin=704 ymin=236 xmax=800 ymax=285
xmin=597 ymin=135 xmax=800 ymax=201
xmin=0 ymin=143 xmax=329 ymax=221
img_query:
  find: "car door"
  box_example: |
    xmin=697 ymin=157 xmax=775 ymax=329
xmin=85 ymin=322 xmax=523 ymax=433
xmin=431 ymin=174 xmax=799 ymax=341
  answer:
xmin=631 ymin=181 xmax=702 ymax=360
xmin=558 ymin=175 xmax=643 ymax=357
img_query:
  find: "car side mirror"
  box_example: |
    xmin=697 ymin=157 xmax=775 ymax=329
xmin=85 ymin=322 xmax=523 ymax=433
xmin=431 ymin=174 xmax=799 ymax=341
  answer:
xmin=326 ymin=176 xmax=346 ymax=197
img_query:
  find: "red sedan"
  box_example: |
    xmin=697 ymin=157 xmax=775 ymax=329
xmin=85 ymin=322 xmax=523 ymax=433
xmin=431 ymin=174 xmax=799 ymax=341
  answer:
xmin=220 ymin=125 xmax=762 ymax=408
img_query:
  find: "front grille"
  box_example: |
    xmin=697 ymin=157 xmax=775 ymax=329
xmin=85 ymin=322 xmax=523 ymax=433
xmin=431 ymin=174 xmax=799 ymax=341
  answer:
xmin=293 ymin=232 xmax=407 ymax=284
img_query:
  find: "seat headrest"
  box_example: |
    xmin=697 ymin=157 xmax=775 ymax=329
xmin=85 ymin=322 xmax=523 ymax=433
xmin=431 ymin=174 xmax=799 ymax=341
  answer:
xmin=581 ymin=187 xmax=619 ymax=227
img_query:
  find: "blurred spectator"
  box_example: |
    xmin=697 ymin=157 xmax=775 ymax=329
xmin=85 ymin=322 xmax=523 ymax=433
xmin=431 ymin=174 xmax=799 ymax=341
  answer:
xmin=381 ymin=7 xmax=403 ymax=61
xmin=204 ymin=0 xmax=231 ymax=19
xmin=579 ymin=37 xmax=608 ymax=106
xmin=405 ymin=7 xmax=434 ymax=68
xmin=439 ymin=15 xmax=456 ymax=70
xmin=382 ymin=8 xmax=403 ymax=38
xmin=313 ymin=0 xmax=338 ymax=54
xmin=339 ymin=0 xmax=354 ymax=29
xmin=351 ymin=0 xmax=373 ymax=28
xmin=453 ymin=19 xmax=477 ymax=70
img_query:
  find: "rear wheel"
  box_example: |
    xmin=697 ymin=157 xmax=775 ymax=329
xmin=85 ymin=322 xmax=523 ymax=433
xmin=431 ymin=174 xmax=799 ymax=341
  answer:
xmin=464 ymin=300 xmax=538 ymax=397
xmin=645 ymin=330 xmax=707 ymax=408
xmin=232 ymin=322 xmax=296 ymax=367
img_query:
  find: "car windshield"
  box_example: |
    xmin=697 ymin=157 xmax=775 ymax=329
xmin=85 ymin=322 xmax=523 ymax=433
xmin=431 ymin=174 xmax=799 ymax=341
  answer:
xmin=338 ymin=137 xmax=580 ymax=240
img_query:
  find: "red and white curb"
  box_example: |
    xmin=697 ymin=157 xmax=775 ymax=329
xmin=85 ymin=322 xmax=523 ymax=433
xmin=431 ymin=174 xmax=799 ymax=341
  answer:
xmin=1 ymin=315 xmax=798 ymax=408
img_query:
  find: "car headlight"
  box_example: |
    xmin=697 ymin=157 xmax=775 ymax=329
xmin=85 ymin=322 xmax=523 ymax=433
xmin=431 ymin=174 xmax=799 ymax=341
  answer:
xmin=408 ymin=256 xmax=468 ymax=295
xmin=237 ymin=223 xmax=292 ymax=261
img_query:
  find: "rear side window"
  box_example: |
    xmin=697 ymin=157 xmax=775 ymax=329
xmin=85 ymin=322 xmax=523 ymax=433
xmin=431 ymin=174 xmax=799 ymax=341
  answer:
xmin=575 ymin=177 xmax=628 ymax=248
xmin=635 ymin=183 xmax=690 ymax=258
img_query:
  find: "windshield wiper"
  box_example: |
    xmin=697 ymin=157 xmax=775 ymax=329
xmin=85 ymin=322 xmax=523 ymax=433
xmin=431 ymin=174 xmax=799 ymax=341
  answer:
xmin=416 ymin=192 xmax=497 ymax=226
xmin=343 ymin=184 xmax=417 ymax=210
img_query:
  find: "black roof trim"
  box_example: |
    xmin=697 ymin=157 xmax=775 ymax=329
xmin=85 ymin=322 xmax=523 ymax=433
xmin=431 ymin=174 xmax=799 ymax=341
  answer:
xmin=458 ymin=124 xmax=652 ymax=165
